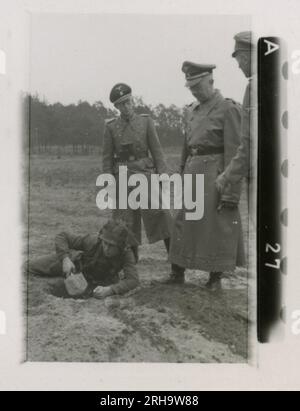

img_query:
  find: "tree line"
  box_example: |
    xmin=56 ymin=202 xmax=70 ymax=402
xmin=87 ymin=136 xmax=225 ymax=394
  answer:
xmin=23 ymin=94 xmax=187 ymax=155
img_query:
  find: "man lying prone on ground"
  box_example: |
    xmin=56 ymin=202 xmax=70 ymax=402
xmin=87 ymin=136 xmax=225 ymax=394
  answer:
xmin=28 ymin=219 xmax=140 ymax=298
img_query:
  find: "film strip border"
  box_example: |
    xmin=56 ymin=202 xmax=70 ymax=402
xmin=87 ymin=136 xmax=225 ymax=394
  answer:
xmin=280 ymin=54 xmax=288 ymax=334
xmin=257 ymin=37 xmax=287 ymax=342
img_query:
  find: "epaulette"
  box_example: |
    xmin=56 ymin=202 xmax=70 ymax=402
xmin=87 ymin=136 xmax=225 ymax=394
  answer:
xmin=105 ymin=118 xmax=116 ymax=125
xmin=225 ymin=98 xmax=241 ymax=107
xmin=187 ymin=101 xmax=200 ymax=111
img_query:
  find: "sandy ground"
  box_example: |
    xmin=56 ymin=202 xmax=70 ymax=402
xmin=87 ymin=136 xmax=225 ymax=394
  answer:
xmin=25 ymin=154 xmax=252 ymax=363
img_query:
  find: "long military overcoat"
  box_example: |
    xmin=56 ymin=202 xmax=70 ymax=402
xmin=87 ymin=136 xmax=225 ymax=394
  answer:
xmin=102 ymin=113 xmax=172 ymax=244
xmin=170 ymin=90 xmax=245 ymax=272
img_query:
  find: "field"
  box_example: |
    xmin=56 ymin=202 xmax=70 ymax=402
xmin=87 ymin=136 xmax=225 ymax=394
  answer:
xmin=25 ymin=151 xmax=252 ymax=363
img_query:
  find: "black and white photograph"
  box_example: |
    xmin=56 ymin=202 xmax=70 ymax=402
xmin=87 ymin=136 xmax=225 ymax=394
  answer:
xmin=1 ymin=0 xmax=300 ymax=392
xmin=24 ymin=13 xmax=254 ymax=363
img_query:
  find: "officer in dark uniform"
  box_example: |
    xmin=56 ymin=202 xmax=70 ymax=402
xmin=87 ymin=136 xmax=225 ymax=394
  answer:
xmin=102 ymin=83 xmax=172 ymax=257
xmin=163 ymin=62 xmax=245 ymax=289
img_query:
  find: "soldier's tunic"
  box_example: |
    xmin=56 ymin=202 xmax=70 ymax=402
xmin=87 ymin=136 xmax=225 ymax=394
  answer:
xmin=170 ymin=90 xmax=245 ymax=271
xmin=28 ymin=232 xmax=139 ymax=295
xmin=102 ymin=113 xmax=172 ymax=244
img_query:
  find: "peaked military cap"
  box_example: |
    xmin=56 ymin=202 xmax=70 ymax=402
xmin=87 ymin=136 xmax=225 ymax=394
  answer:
xmin=110 ymin=83 xmax=132 ymax=105
xmin=182 ymin=61 xmax=216 ymax=87
xmin=232 ymin=31 xmax=254 ymax=57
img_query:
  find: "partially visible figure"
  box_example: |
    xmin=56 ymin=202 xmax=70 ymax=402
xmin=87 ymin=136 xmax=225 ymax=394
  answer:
xmin=215 ymin=31 xmax=257 ymax=290
xmin=215 ymin=31 xmax=257 ymax=192
xmin=28 ymin=219 xmax=140 ymax=298
xmin=163 ymin=62 xmax=245 ymax=289
xmin=102 ymin=83 xmax=172 ymax=258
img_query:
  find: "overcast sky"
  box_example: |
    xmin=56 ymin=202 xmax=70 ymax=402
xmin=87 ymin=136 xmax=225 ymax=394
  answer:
xmin=30 ymin=13 xmax=251 ymax=108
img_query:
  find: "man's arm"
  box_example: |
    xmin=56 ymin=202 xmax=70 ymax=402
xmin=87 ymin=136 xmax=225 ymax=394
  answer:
xmin=221 ymin=103 xmax=243 ymax=203
xmin=216 ymin=82 xmax=252 ymax=194
xmin=223 ymin=82 xmax=251 ymax=185
xmin=55 ymin=232 xmax=92 ymax=261
xmin=146 ymin=117 xmax=169 ymax=174
xmin=179 ymin=134 xmax=188 ymax=174
xmin=223 ymin=99 xmax=250 ymax=185
xmin=102 ymin=122 xmax=114 ymax=174
xmin=110 ymin=248 xmax=140 ymax=295
xmin=179 ymin=105 xmax=192 ymax=174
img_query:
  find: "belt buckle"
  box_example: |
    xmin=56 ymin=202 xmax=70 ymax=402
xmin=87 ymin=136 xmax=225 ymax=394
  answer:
xmin=191 ymin=147 xmax=198 ymax=156
xmin=129 ymin=155 xmax=136 ymax=161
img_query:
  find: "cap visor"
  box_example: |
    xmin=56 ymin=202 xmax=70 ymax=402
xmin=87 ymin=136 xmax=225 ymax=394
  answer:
xmin=99 ymin=235 xmax=118 ymax=246
xmin=113 ymin=94 xmax=132 ymax=105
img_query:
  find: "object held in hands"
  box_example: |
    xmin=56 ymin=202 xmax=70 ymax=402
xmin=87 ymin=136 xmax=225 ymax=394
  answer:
xmin=64 ymin=272 xmax=88 ymax=297
xmin=62 ymin=256 xmax=76 ymax=277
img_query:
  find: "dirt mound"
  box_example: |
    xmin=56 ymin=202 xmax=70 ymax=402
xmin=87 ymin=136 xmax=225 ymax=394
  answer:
xmin=26 ymin=255 xmax=248 ymax=363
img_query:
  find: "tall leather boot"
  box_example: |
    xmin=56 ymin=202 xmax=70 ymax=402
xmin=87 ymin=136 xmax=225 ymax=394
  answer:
xmin=160 ymin=263 xmax=185 ymax=285
xmin=205 ymin=272 xmax=222 ymax=290
xmin=164 ymin=238 xmax=170 ymax=254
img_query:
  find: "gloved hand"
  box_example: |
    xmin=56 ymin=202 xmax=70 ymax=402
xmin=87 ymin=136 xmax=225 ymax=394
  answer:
xmin=215 ymin=173 xmax=229 ymax=193
xmin=62 ymin=257 xmax=75 ymax=277
xmin=93 ymin=286 xmax=114 ymax=299
xmin=217 ymin=201 xmax=238 ymax=212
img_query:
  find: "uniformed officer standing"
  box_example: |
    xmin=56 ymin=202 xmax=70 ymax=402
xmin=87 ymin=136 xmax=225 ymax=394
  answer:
xmin=216 ymin=31 xmax=257 ymax=192
xmin=163 ymin=62 xmax=245 ymax=289
xmin=102 ymin=83 xmax=172 ymax=256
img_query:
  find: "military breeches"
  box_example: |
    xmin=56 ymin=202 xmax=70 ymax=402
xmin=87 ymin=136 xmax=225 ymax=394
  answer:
xmin=27 ymin=254 xmax=63 ymax=277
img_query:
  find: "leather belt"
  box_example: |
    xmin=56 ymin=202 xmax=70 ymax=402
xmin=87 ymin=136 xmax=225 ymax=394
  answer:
xmin=114 ymin=155 xmax=149 ymax=163
xmin=189 ymin=146 xmax=224 ymax=156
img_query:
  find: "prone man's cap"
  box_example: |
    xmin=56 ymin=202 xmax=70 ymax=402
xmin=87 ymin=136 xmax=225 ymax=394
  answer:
xmin=232 ymin=31 xmax=254 ymax=57
xmin=182 ymin=61 xmax=216 ymax=87
xmin=110 ymin=83 xmax=132 ymax=105
xmin=99 ymin=219 xmax=138 ymax=249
